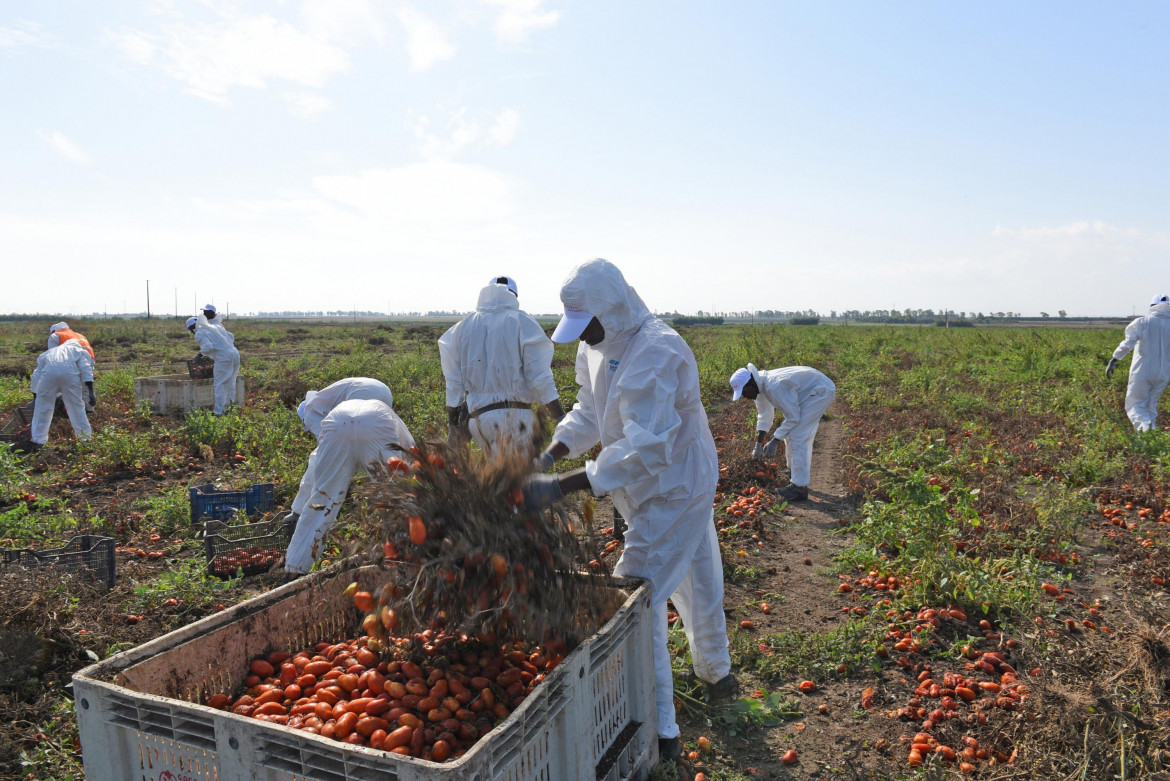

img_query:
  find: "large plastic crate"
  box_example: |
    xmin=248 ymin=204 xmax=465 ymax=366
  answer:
xmin=189 ymin=483 xmax=275 ymax=523
xmin=203 ymin=515 xmax=296 ymax=578
xmin=73 ymin=565 xmax=657 ymax=781
xmin=1 ymin=534 xmax=115 ymax=588
xmin=133 ymin=373 xmax=245 ymax=414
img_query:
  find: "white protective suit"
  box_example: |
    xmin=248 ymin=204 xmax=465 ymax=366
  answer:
xmin=284 ymin=399 xmax=415 ymax=574
xmin=193 ymin=315 xmax=240 ymax=415
xmin=749 ymin=364 xmax=836 ymax=487
xmin=551 ymin=259 xmax=729 ymax=740
xmin=1112 ymin=302 xmax=1170 ymax=431
xmin=29 ymin=340 xmax=94 ymax=444
xmin=291 ymin=378 xmax=396 ymax=517
xmin=438 ymin=282 xmax=559 ymax=455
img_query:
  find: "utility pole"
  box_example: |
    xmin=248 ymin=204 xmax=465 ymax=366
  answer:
xmin=146 ymin=279 xmax=151 ymax=319
xmin=174 ymin=288 xmax=178 ymax=318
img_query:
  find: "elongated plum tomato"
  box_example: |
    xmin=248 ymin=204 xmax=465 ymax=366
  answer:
xmin=408 ymin=516 xmax=427 ymax=545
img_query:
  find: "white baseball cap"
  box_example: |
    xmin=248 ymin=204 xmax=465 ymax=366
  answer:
xmin=49 ymin=321 xmax=69 ymax=333
xmin=203 ymin=304 xmax=217 ymax=314
xmin=185 ymin=317 xmax=198 ymax=329
xmin=551 ymin=305 xmax=594 ymax=343
xmin=491 ymin=276 xmax=518 ymax=296
xmin=729 ymin=367 xmax=753 ymax=400
xmin=1151 ymin=294 xmax=1170 ymax=312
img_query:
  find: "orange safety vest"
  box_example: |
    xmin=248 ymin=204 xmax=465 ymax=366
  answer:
xmin=54 ymin=328 xmax=94 ymax=358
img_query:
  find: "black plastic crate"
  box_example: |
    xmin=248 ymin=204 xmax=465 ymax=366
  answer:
xmin=203 ymin=516 xmax=295 ymax=578
xmin=1 ymin=534 xmax=116 ymax=588
xmin=189 ymin=482 xmax=275 ymax=523
xmin=0 ymin=406 xmax=32 ymax=446
xmin=187 ymin=355 xmax=215 ymax=380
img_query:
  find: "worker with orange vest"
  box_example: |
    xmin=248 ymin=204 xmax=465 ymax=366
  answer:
xmin=48 ymin=322 xmax=94 ymax=358
xmin=47 ymin=322 xmax=97 ymax=412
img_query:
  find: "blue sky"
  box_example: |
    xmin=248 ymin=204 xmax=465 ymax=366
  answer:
xmin=2 ymin=1 xmax=1168 ymax=317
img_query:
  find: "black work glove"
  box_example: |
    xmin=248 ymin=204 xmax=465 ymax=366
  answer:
xmin=86 ymin=382 xmax=97 ymax=409
xmin=1106 ymin=357 xmax=1119 ymax=379
xmin=25 ymin=394 xmax=36 ymax=411
xmin=522 ymin=473 xmax=564 ymax=510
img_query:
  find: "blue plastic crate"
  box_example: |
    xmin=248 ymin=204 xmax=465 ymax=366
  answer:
xmin=189 ymin=483 xmax=275 ymax=523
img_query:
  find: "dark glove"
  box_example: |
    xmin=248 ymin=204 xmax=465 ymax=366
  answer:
xmin=544 ymin=399 xmax=566 ymax=422
xmin=762 ymin=438 xmax=780 ymax=458
xmin=86 ymin=382 xmax=97 ymax=409
xmin=522 ymin=473 xmax=564 ymax=510
xmin=751 ymin=442 xmax=763 ymax=459
xmin=25 ymin=394 xmax=35 ymax=411
xmin=532 ymin=450 xmax=556 ymax=473
xmin=1106 ymin=357 xmax=1119 ymax=379
xmin=447 ymin=424 xmax=469 ymax=446
xmin=193 ymin=352 xmax=204 ymax=362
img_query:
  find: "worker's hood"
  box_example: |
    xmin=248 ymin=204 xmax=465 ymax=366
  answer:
xmin=558 ymin=259 xmax=652 ymax=345
xmin=49 ymin=321 xmax=68 ymax=333
xmin=1151 ymin=294 xmax=1170 ymax=313
xmin=476 ymin=283 xmax=520 ymax=312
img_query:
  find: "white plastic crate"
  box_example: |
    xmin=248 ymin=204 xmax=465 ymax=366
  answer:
xmin=73 ymin=565 xmax=658 ymax=781
xmin=133 ymin=374 xmax=245 ymax=414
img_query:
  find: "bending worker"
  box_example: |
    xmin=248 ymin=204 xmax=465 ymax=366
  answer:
xmin=438 ymin=276 xmax=564 ymax=456
xmin=186 ymin=303 xmax=240 ymax=416
xmin=524 ymin=259 xmax=733 ymax=763
xmin=729 ymin=363 xmax=835 ymax=502
xmin=47 ymin=321 xmax=97 ymax=412
xmin=29 ymin=339 xmax=95 ymax=447
xmin=283 ymin=377 xmax=397 ymax=526
xmin=1107 ymin=293 xmax=1170 ymax=432
xmin=283 ymin=398 xmax=415 ymax=576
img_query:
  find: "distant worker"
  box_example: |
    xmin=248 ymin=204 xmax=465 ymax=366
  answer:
xmin=1107 ymin=293 xmax=1170 ymax=432
xmin=283 ymin=398 xmax=415 ymax=576
xmin=728 ymin=363 xmax=836 ymax=502
xmin=29 ymin=339 xmax=95 ymax=447
xmin=186 ymin=304 xmax=240 ymax=416
xmin=438 ymin=276 xmax=564 ymax=456
xmin=283 ymin=377 xmax=396 ymax=526
xmin=47 ymin=321 xmax=97 ymax=412
xmin=523 ymin=259 xmax=733 ymax=763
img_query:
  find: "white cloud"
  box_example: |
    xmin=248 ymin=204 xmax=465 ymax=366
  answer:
xmin=301 ymin=0 xmax=390 ymax=45
xmin=480 ymin=0 xmax=562 ymax=43
xmin=284 ymin=90 xmax=334 ymax=119
xmin=0 ymin=21 xmax=52 ymax=52
xmin=396 ymin=4 xmax=455 ymax=71
xmin=43 ymin=131 xmax=92 ymax=165
xmin=411 ymin=107 xmax=521 ymax=157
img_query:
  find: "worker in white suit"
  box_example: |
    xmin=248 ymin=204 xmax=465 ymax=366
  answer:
xmin=1107 ymin=293 xmax=1170 ymax=432
xmin=283 ymin=399 xmax=415 ymax=576
xmin=729 ymin=363 xmax=836 ymax=502
xmin=29 ymin=340 xmax=95 ymax=446
xmin=45 ymin=321 xmax=96 ymax=412
xmin=283 ymin=378 xmax=396 ymax=526
xmin=187 ymin=304 xmax=240 ymax=415
xmin=523 ymin=259 xmax=733 ymax=762
xmin=438 ymin=276 xmax=564 ymax=456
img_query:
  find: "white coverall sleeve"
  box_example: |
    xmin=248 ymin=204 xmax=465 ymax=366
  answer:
xmin=437 ymin=323 xmax=465 ymax=409
xmin=552 ymin=347 xmax=601 ymax=457
xmin=754 ymin=397 xmax=776 ymax=433
xmin=193 ymin=330 xmax=209 ymax=355
xmin=1113 ymin=319 xmax=1143 ymax=361
xmin=584 ymin=355 xmax=685 ymax=497
xmin=47 ymin=333 xmax=60 ymax=350
xmin=30 ymin=355 xmax=47 ymax=394
xmin=519 ymin=318 xmax=559 ymax=405
xmin=770 ymin=385 xmax=804 ymax=442
xmin=77 ymin=350 xmax=95 ymax=384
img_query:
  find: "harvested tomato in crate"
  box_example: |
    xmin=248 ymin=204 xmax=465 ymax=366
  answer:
xmin=73 ymin=563 xmax=658 ymax=780
xmin=203 ymin=515 xmax=295 ymax=578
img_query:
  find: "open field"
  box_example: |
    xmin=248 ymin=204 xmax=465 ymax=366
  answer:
xmin=1 ymin=318 xmax=1167 ymax=780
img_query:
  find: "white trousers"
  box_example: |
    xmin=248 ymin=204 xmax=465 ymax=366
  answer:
xmin=31 ymin=372 xmax=91 ymax=445
xmin=1126 ymin=373 xmax=1170 ymax=432
xmin=780 ymin=387 xmax=835 ymax=486
xmin=614 ymin=492 xmax=730 ymax=740
xmin=290 ymin=448 xmax=318 ymax=515
xmin=284 ymin=423 xmax=391 ymax=574
xmin=211 ymin=351 xmax=240 ymax=415
xmin=469 ymin=407 xmax=536 ymax=456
